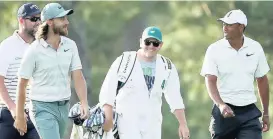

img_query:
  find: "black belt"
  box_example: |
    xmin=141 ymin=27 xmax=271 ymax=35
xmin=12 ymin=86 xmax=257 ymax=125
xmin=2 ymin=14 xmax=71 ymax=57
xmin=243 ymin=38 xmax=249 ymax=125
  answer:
xmin=226 ymin=103 xmax=255 ymax=110
xmin=30 ymin=100 xmax=69 ymax=106
xmin=226 ymin=103 xmax=257 ymax=115
xmin=0 ymin=106 xmax=29 ymax=113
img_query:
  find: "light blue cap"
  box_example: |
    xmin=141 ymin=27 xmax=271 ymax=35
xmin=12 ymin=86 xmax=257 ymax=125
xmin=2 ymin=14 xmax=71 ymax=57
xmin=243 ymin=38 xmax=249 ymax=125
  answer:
xmin=41 ymin=3 xmax=73 ymax=22
xmin=142 ymin=26 xmax=163 ymax=42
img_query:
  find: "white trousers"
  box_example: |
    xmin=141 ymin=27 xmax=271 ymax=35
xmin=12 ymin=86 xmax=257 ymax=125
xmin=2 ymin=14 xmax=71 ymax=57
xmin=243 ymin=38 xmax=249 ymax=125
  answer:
xmin=117 ymin=114 xmax=162 ymax=139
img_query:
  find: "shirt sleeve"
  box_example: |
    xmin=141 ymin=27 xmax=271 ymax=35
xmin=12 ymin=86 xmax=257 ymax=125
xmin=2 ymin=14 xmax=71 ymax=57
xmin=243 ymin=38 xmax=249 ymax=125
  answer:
xmin=99 ymin=56 xmax=122 ymax=107
xmin=164 ymin=64 xmax=185 ymax=113
xmin=255 ymin=44 xmax=270 ymax=78
xmin=18 ymin=46 xmax=36 ymax=79
xmin=0 ymin=42 xmax=13 ymax=77
xmin=69 ymin=41 xmax=82 ymax=72
xmin=200 ymin=45 xmax=218 ymax=77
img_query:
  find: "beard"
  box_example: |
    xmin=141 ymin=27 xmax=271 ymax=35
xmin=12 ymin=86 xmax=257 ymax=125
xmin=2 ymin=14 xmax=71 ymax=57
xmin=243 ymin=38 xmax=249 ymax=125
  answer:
xmin=23 ymin=22 xmax=38 ymax=38
xmin=53 ymin=24 xmax=68 ymax=36
xmin=25 ymin=27 xmax=36 ymax=38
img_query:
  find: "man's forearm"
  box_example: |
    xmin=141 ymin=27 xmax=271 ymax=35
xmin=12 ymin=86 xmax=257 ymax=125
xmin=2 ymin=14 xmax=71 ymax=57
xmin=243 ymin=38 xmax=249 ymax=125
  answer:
xmin=0 ymin=77 xmax=16 ymax=110
xmin=174 ymin=109 xmax=187 ymax=125
xmin=205 ymin=75 xmax=224 ymax=106
xmin=16 ymin=80 xmax=27 ymax=118
xmin=0 ymin=87 xmax=16 ymax=109
xmin=257 ymin=75 xmax=269 ymax=115
xmin=74 ymin=76 xmax=88 ymax=105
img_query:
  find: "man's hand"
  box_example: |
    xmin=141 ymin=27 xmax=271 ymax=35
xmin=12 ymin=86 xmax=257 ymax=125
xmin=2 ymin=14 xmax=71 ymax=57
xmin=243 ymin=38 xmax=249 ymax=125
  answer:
xmin=262 ymin=115 xmax=270 ymax=132
xmin=178 ymin=124 xmax=190 ymax=139
xmin=14 ymin=116 xmax=27 ymax=136
xmin=218 ymin=103 xmax=235 ymax=118
xmin=80 ymin=103 xmax=89 ymax=119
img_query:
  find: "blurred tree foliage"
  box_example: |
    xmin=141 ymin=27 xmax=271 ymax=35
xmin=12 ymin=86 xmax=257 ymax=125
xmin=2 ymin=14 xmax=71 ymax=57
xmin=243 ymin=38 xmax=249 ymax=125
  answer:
xmin=0 ymin=1 xmax=272 ymax=139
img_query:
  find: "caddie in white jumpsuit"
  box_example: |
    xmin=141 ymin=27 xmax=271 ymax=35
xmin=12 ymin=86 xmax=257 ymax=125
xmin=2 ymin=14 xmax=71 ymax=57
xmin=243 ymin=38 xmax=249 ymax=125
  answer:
xmin=99 ymin=26 xmax=190 ymax=139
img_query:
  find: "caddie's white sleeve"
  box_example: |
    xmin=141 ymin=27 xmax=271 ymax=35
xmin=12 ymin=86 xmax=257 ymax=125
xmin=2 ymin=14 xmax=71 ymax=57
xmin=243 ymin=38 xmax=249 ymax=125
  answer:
xmin=99 ymin=56 xmax=122 ymax=106
xmin=69 ymin=41 xmax=82 ymax=72
xmin=18 ymin=46 xmax=36 ymax=79
xmin=164 ymin=64 xmax=185 ymax=113
xmin=255 ymin=44 xmax=270 ymax=78
xmin=200 ymin=45 xmax=218 ymax=77
xmin=0 ymin=42 xmax=13 ymax=77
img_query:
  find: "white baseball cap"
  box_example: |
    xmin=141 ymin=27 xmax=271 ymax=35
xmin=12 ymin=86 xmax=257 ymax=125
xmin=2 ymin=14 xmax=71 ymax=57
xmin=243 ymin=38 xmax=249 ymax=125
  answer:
xmin=217 ymin=9 xmax=247 ymax=26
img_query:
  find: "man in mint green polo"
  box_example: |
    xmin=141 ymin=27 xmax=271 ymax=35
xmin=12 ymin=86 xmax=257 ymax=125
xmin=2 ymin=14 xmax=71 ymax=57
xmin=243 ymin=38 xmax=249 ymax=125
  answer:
xmin=14 ymin=3 xmax=89 ymax=139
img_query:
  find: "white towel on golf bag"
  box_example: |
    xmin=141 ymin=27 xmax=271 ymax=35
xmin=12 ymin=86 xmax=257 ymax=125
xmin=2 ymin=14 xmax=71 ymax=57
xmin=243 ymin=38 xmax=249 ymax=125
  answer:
xmin=70 ymin=124 xmax=84 ymax=139
xmin=102 ymin=130 xmax=115 ymax=139
xmin=83 ymin=129 xmax=114 ymax=139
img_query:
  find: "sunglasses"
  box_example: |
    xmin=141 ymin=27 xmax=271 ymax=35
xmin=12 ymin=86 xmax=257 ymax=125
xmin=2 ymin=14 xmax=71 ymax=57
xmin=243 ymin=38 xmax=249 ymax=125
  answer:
xmin=144 ymin=40 xmax=161 ymax=47
xmin=25 ymin=16 xmax=41 ymax=22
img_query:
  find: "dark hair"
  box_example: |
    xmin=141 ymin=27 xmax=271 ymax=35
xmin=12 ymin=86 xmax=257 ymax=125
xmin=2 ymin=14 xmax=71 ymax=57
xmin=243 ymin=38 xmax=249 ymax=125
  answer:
xmin=35 ymin=22 xmax=49 ymax=40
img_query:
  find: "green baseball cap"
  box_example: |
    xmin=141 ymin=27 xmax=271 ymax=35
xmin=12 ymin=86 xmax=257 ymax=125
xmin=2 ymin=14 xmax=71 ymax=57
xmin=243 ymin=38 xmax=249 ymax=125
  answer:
xmin=41 ymin=3 xmax=73 ymax=22
xmin=142 ymin=26 xmax=163 ymax=42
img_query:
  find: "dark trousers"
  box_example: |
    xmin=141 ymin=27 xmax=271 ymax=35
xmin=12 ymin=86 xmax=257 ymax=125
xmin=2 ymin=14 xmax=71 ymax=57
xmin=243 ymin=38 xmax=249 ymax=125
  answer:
xmin=0 ymin=107 xmax=40 ymax=139
xmin=209 ymin=103 xmax=262 ymax=139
